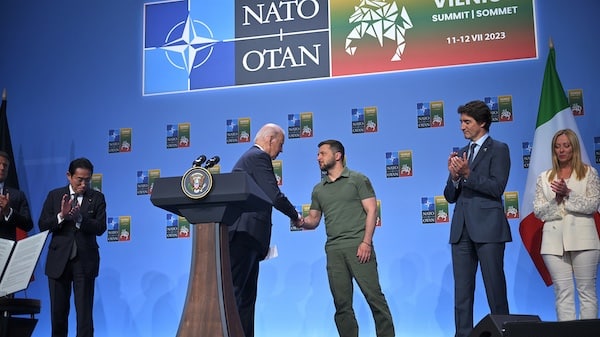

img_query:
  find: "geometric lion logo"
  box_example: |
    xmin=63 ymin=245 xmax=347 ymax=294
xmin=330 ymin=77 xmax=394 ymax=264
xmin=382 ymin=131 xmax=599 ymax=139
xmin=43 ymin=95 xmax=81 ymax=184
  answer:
xmin=345 ymin=0 xmax=413 ymax=61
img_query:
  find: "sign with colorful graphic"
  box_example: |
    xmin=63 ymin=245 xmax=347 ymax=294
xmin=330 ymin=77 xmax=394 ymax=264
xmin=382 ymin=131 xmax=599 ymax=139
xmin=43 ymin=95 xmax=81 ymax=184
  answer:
xmin=108 ymin=216 xmax=131 ymax=242
xmin=386 ymin=150 xmax=412 ymax=178
xmin=352 ymin=106 xmax=378 ymax=134
xmin=421 ymin=196 xmax=449 ymax=224
xmin=167 ymin=123 xmax=191 ymax=148
xmin=483 ymin=95 xmax=513 ymax=123
xmin=272 ymin=160 xmax=283 ymax=186
xmin=166 ymin=214 xmax=191 ymax=239
xmin=143 ymin=0 xmax=536 ymax=95
xmin=385 ymin=151 xmax=400 ymax=178
xmin=227 ymin=118 xmax=251 ymax=144
xmin=398 ymin=150 xmax=413 ymax=177
xmin=91 ymin=174 xmax=103 ymax=192
xmin=109 ymin=128 xmax=132 ymax=153
xmin=331 ymin=0 xmax=535 ymax=76
xmin=137 ymin=169 xmax=161 ymax=195
xmin=417 ymin=101 xmax=444 ymax=128
xmin=434 ymin=196 xmax=449 ymax=223
xmin=504 ymin=191 xmax=519 ymax=219
xmin=289 ymin=112 xmax=314 ymax=139
xmin=568 ymin=89 xmax=584 ymax=116
xmin=497 ymin=95 xmax=513 ymax=122
xmin=421 ymin=197 xmax=435 ymax=223
xmin=522 ymin=141 xmax=532 ymax=168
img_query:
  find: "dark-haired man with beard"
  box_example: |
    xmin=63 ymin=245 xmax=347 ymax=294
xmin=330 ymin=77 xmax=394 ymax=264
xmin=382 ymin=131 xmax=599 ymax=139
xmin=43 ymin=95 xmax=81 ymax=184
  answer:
xmin=300 ymin=139 xmax=395 ymax=337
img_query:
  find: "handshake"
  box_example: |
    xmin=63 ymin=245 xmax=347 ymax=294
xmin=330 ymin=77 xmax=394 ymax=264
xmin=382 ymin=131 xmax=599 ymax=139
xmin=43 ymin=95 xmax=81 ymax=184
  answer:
xmin=291 ymin=212 xmax=304 ymax=229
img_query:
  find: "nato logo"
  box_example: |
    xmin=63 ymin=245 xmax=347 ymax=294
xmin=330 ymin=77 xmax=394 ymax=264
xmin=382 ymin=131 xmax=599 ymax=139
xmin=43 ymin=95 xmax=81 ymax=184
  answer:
xmin=352 ymin=108 xmax=364 ymax=122
xmin=226 ymin=119 xmax=238 ymax=133
xmin=144 ymin=0 xmax=235 ymax=94
xmin=144 ymin=0 xmax=330 ymax=95
xmin=288 ymin=114 xmax=300 ymax=128
xmin=167 ymin=125 xmax=178 ymax=138
xmin=417 ymin=102 xmax=430 ymax=117
xmin=421 ymin=197 xmax=434 ymax=211
xmin=137 ymin=171 xmax=149 ymax=184
xmin=109 ymin=129 xmax=121 ymax=142
xmin=108 ymin=217 xmax=120 ymax=231
xmin=386 ymin=152 xmax=399 ymax=166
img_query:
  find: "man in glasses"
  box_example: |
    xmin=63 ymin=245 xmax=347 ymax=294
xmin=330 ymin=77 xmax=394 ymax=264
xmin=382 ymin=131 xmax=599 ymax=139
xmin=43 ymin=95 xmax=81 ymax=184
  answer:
xmin=39 ymin=157 xmax=107 ymax=337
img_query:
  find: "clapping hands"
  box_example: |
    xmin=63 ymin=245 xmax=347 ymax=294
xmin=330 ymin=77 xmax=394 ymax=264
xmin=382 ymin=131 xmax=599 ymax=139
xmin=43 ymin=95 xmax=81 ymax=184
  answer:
xmin=551 ymin=179 xmax=571 ymax=204
xmin=61 ymin=194 xmax=82 ymax=221
xmin=0 ymin=192 xmax=10 ymax=216
xmin=448 ymin=152 xmax=470 ymax=180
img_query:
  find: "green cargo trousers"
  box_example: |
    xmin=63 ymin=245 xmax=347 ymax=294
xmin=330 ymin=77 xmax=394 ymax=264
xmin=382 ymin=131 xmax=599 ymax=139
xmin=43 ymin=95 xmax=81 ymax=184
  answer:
xmin=326 ymin=246 xmax=395 ymax=337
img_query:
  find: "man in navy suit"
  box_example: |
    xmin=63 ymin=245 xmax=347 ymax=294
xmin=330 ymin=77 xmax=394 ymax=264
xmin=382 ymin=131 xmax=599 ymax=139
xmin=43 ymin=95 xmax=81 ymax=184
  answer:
xmin=39 ymin=158 xmax=107 ymax=337
xmin=228 ymin=123 xmax=302 ymax=337
xmin=444 ymin=100 xmax=512 ymax=337
xmin=0 ymin=151 xmax=33 ymax=241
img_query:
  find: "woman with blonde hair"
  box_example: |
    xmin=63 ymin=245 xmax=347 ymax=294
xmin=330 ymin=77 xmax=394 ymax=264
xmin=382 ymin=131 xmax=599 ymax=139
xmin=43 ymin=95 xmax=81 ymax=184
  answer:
xmin=533 ymin=128 xmax=600 ymax=321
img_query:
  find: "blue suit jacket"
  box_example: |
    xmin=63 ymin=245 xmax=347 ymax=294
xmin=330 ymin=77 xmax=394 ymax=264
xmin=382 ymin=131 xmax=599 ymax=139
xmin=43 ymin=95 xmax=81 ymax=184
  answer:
xmin=444 ymin=137 xmax=512 ymax=244
xmin=228 ymin=146 xmax=297 ymax=259
xmin=38 ymin=186 xmax=107 ymax=278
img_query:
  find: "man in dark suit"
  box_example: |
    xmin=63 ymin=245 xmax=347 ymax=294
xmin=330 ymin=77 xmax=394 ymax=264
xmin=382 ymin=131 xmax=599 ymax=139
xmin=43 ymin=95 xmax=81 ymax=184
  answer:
xmin=0 ymin=151 xmax=33 ymax=241
xmin=228 ymin=123 xmax=302 ymax=337
xmin=444 ymin=100 xmax=512 ymax=337
xmin=39 ymin=158 xmax=107 ymax=337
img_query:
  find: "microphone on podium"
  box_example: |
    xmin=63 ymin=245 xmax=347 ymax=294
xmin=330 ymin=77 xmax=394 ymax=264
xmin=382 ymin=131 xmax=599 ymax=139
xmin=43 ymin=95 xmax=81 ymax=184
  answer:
xmin=192 ymin=155 xmax=207 ymax=167
xmin=204 ymin=156 xmax=220 ymax=169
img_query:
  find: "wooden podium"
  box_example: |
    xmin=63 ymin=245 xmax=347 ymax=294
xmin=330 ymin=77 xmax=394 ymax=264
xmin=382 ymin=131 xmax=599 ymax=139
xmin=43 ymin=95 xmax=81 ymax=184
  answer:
xmin=150 ymin=172 xmax=271 ymax=337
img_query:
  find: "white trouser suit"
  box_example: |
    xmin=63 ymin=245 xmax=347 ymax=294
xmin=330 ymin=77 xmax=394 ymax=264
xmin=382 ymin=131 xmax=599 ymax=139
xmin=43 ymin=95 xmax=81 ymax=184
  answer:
xmin=533 ymin=167 xmax=600 ymax=321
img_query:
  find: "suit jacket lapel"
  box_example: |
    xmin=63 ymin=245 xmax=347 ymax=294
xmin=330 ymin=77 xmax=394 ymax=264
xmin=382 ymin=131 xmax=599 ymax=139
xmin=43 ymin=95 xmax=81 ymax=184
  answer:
xmin=80 ymin=190 xmax=92 ymax=212
xmin=471 ymin=137 xmax=492 ymax=169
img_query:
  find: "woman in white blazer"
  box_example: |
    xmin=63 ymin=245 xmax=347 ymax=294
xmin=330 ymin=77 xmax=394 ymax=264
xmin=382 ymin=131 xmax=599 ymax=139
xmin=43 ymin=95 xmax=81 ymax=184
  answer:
xmin=533 ymin=128 xmax=600 ymax=321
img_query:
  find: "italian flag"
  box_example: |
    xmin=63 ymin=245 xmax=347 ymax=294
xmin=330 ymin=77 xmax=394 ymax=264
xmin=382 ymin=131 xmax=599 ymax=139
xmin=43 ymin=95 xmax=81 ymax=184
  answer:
xmin=519 ymin=43 xmax=598 ymax=286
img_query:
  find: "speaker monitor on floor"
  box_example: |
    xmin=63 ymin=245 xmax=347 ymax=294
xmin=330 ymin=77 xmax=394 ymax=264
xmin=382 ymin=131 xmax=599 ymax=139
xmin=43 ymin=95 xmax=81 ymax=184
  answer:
xmin=503 ymin=318 xmax=600 ymax=337
xmin=470 ymin=314 xmax=600 ymax=337
xmin=469 ymin=314 xmax=541 ymax=337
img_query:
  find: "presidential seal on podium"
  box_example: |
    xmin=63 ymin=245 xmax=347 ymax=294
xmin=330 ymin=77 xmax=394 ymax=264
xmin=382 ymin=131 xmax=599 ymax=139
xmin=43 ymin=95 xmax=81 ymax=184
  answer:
xmin=181 ymin=166 xmax=213 ymax=199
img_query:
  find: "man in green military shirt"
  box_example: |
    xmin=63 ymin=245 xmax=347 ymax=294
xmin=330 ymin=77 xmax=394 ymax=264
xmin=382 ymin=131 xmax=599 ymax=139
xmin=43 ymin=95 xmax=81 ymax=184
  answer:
xmin=299 ymin=139 xmax=395 ymax=337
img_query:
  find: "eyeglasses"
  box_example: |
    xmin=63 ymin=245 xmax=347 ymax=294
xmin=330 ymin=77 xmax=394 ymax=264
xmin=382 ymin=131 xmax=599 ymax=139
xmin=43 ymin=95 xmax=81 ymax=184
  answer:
xmin=72 ymin=176 xmax=92 ymax=184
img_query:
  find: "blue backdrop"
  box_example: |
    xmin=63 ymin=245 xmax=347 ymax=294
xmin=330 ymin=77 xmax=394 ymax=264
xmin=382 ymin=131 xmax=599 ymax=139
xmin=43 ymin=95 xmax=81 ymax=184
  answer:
xmin=1 ymin=1 xmax=599 ymax=336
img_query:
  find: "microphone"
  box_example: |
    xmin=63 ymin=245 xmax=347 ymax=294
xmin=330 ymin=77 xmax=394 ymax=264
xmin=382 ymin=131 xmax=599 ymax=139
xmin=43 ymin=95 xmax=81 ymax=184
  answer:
xmin=204 ymin=156 xmax=220 ymax=169
xmin=192 ymin=155 xmax=207 ymax=167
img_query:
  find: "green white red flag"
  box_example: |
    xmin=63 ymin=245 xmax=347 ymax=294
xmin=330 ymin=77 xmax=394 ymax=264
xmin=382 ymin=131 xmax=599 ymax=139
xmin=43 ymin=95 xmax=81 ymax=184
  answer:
xmin=518 ymin=43 xmax=598 ymax=286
